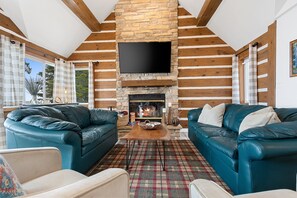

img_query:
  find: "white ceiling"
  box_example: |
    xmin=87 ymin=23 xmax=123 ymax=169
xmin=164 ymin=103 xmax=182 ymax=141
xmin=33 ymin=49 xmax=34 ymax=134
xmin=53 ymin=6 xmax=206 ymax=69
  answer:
xmin=0 ymin=0 xmax=293 ymax=57
xmin=84 ymin=0 xmax=119 ymax=23
xmin=178 ymin=0 xmax=204 ymax=17
xmin=208 ymin=0 xmax=276 ymax=51
xmin=0 ymin=0 xmax=91 ymax=58
xmin=275 ymin=0 xmax=297 ymax=19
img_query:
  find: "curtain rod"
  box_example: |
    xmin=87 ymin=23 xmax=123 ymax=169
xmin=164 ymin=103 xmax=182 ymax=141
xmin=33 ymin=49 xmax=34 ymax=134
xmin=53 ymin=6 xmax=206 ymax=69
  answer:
xmin=235 ymin=42 xmax=259 ymax=56
xmin=10 ymin=40 xmax=23 ymax=47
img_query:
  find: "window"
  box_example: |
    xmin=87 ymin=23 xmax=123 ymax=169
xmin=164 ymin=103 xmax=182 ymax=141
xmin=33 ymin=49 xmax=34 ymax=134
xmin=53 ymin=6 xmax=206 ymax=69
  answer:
xmin=239 ymin=57 xmax=250 ymax=104
xmin=243 ymin=58 xmax=250 ymax=103
xmin=75 ymin=69 xmax=88 ymax=103
xmin=25 ymin=57 xmax=54 ymax=103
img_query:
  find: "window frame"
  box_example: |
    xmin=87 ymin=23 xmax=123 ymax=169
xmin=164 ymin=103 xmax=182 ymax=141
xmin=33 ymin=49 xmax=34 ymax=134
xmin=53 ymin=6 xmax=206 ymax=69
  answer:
xmin=25 ymin=55 xmax=55 ymax=103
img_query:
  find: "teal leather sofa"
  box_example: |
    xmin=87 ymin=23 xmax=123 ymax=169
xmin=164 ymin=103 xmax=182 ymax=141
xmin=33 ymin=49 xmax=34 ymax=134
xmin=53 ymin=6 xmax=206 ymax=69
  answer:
xmin=4 ymin=105 xmax=118 ymax=173
xmin=188 ymin=104 xmax=297 ymax=194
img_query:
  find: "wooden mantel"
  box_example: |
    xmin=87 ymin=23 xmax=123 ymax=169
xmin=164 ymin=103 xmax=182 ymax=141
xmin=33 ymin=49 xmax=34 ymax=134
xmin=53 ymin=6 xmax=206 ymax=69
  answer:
xmin=121 ymin=79 xmax=177 ymax=87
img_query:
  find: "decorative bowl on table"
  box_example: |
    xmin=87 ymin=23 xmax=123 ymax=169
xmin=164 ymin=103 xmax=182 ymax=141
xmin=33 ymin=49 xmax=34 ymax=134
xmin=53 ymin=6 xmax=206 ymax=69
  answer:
xmin=139 ymin=120 xmax=161 ymax=130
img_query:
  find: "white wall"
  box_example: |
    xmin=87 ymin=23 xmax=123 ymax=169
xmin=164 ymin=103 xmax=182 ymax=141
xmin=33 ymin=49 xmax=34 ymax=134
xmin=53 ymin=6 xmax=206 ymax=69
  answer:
xmin=276 ymin=4 xmax=297 ymax=107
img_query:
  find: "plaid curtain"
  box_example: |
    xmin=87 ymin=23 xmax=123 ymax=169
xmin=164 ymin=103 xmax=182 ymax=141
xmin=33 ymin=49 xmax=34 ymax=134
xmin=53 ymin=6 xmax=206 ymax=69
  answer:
xmin=0 ymin=35 xmax=25 ymax=148
xmin=1 ymin=35 xmax=25 ymax=106
xmin=88 ymin=62 xmax=94 ymax=109
xmin=248 ymin=44 xmax=258 ymax=105
xmin=232 ymin=55 xmax=240 ymax=104
xmin=53 ymin=59 xmax=76 ymax=103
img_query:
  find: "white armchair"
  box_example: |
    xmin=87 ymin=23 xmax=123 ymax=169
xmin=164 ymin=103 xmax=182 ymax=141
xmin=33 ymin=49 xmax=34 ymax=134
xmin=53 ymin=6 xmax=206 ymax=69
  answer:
xmin=0 ymin=147 xmax=129 ymax=198
xmin=190 ymin=179 xmax=297 ymax=198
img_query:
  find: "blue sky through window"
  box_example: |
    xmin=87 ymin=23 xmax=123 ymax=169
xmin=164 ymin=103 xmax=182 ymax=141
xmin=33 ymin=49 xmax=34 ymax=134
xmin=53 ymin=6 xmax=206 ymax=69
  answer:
xmin=25 ymin=58 xmax=43 ymax=102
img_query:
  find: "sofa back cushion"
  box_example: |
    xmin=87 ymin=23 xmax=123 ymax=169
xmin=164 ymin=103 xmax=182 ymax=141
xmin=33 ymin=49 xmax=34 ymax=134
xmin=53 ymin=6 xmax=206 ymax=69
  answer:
xmin=33 ymin=106 xmax=67 ymax=120
xmin=90 ymin=109 xmax=118 ymax=125
xmin=223 ymin=104 xmax=266 ymax=133
xmin=238 ymin=120 xmax=297 ymax=143
xmin=21 ymin=115 xmax=81 ymax=132
xmin=274 ymin=108 xmax=297 ymax=122
xmin=8 ymin=109 xmax=47 ymax=121
xmin=54 ymin=105 xmax=90 ymax=129
xmin=7 ymin=107 xmax=66 ymax=122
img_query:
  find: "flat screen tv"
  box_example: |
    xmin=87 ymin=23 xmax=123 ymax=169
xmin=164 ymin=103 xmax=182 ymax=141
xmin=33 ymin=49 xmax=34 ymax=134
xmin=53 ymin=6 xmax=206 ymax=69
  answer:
xmin=118 ymin=42 xmax=171 ymax=73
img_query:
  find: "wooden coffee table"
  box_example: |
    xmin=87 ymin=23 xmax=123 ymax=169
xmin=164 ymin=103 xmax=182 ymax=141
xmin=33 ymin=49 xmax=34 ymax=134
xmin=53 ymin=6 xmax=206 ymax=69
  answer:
xmin=121 ymin=124 xmax=170 ymax=171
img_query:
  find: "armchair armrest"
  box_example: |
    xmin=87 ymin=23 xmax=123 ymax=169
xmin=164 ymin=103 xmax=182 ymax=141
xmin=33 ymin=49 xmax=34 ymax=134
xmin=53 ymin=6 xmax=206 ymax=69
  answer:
xmin=0 ymin=147 xmax=61 ymax=184
xmin=27 ymin=168 xmax=130 ymax=198
xmin=90 ymin=109 xmax=118 ymax=125
xmin=188 ymin=108 xmax=202 ymax=122
xmin=189 ymin=179 xmax=232 ymax=198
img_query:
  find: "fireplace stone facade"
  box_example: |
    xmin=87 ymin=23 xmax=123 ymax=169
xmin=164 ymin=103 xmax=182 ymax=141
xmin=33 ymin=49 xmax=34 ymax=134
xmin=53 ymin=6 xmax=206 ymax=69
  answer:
xmin=115 ymin=0 xmax=178 ymax=111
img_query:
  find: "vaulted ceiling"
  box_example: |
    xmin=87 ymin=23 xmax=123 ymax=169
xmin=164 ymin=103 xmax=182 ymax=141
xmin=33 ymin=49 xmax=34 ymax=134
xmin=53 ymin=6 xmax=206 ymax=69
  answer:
xmin=0 ymin=0 xmax=295 ymax=58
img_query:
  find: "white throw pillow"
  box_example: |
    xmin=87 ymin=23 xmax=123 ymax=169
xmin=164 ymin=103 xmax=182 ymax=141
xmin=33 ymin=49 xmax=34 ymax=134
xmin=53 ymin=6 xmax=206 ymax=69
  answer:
xmin=239 ymin=106 xmax=281 ymax=133
xmin=198 ymin=103 xmax=225 ymax=127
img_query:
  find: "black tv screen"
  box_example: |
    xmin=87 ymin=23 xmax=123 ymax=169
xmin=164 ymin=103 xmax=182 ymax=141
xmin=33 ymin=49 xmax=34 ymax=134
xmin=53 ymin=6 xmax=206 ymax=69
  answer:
xmin=118 ymin=42 xmax=171 ymax=73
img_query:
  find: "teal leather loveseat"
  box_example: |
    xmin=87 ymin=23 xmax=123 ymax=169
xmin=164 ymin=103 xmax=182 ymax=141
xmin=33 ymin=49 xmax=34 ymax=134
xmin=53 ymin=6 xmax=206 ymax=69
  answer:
xmin=188 ymin=104 xmax=297 ymax=194
xmin=4 ymin=105 xmax=118 ymax=173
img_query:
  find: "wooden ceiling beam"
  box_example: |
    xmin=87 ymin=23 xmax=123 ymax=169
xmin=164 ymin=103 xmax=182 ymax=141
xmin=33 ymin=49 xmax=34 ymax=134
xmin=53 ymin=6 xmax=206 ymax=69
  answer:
xmin=196 ymin=0 xmax=222 ymax=26
xmin=0 ymin=13 xmax=26 ymax=38
xmin=62 ymin=0 xmax=101 ymax=32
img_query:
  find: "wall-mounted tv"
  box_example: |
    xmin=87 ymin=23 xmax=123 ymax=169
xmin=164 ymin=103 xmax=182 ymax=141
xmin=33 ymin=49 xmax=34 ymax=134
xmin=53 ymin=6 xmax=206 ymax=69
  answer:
xmin=118 ymin=42 xmax=171 ymax=73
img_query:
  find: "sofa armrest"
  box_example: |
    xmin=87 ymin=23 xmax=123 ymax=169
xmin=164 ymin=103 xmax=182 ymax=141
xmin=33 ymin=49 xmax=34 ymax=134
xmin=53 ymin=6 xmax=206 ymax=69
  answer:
xmin=188 ymin=108 xmax=203 ymax=122
xmin=238 ymin=139 xmax=297 ymax=194
xmin=189 ymin=179 xmax=232 ymax=198
xmin=0 ymin=147 xmax=61 ymax=184
xmin=90 ymin=109 xmax=118 ymax=125
xmin=26 ymin=168 xmax=130 ymax=198
xmin=238 ymin=139 xmax=297 ymax=160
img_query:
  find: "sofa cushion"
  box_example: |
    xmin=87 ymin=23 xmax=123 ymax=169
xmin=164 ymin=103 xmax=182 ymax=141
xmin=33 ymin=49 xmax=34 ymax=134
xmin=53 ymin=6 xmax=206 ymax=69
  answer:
xmin=208 ymin=136 xmax=238 ymax=159
xmin=0 ymin=155 xmax=25 ymax=197
xmin=198 ymin=103 xmax=225 ymax=127
xmin=239 ymin=107 xmax=281 ymax=133
xmin=54 ymin=105 xmax=90 ymax=129
xmin=81 ymin=124 xmax=115 ymax=146
xmin=191 ymin=122 xmax=237 ymax=139
xmin=21 ymin=115 xmax=81 ymax=132
xmin=223 ymin=104 xmax=266 ymax=133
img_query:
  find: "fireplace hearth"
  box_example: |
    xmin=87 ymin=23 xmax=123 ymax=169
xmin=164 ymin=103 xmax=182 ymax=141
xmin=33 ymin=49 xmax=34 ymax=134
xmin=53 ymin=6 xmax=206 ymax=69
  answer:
xmin=129 ymin=94 xmax=165 ymax=122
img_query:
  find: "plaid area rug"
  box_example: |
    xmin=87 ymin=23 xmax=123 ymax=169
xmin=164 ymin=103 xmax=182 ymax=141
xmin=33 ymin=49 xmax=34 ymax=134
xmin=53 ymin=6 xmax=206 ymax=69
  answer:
xmin=88 ymin=140 xmax=231 ymax=198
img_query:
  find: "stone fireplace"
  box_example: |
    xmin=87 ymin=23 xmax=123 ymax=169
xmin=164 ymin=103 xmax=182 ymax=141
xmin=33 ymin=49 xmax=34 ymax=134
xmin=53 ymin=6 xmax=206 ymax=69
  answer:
xmin=115 ymin=0 xmax=178 ymax=112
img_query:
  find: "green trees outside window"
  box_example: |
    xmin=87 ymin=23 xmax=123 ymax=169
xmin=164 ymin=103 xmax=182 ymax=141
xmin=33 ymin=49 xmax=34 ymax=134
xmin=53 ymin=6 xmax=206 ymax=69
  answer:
xmin=75 ymin=70 xmax=88 ymax=103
